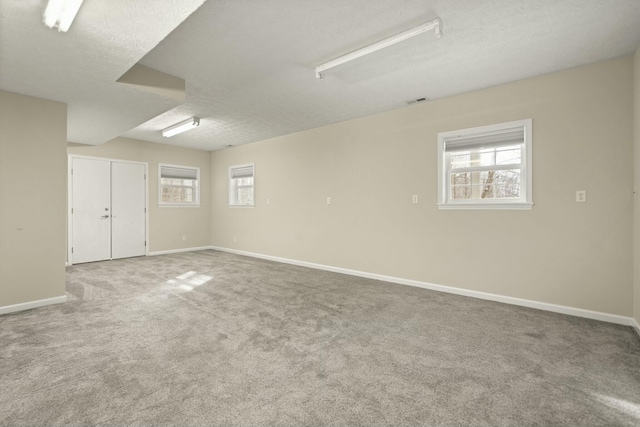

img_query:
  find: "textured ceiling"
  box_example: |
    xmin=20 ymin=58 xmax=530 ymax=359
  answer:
xmin=0 ymin=0 xmax=206 ymax=144
xmin=2 ymin=0 xmax=640 ymax=150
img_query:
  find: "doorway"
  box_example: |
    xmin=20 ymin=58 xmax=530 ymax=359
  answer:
xmin=68 ymin=155 xmax=148 ymax=265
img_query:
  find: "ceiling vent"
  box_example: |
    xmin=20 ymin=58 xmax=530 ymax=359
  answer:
xmin=407 ymin=97 xmax=430 ymax=105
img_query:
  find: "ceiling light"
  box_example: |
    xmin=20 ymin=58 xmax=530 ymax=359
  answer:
xmin=162 ymin=117 xmax=200 ymax=138
xmin=315 ymin=17 xmax=442 ymax=79
xmin=43 ymin=0 xmax=85 ymax=32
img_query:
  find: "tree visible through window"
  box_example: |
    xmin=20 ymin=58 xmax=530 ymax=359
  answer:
xmin=158 ymin=164 xmax=200 ymax=206
xmin=229 ymin=164 xmax=254 ymax=206
xmin=161 ymin=177 xmax=195 ymax=203
xmin=449 ymin=145 xmax=522 ymax=200
xmin=438 ymin=119 xmax=533 ymax=209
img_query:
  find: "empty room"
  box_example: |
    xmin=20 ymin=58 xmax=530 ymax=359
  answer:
xmin=1 ymin=0 xmax=640 ymax=426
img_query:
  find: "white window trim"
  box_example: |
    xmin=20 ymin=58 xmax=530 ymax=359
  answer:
xmin=229 ymin=163 xmax=255 ymax=208
xmin=158 ymin=163 xmax=201 ymax=207
xmin=437 ymin=119 xmax=533 ymax=210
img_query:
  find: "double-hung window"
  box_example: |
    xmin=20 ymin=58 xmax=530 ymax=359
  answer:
xmin=437 ymin=119 xmax=533 ymax=209
xmin=229 ymin=164 xmax=255 ymax=206
xmin=158 ymin=164 xmax=200 ymax=207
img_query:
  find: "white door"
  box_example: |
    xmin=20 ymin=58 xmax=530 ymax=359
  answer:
xmin=111 ymin=162 xmax=146 ymax=259
xmin=71 ymin=158 xmax=112 ymax=263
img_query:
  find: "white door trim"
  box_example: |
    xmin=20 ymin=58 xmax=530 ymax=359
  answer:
xmin=67 ymin=154 xmax=149 ymax=266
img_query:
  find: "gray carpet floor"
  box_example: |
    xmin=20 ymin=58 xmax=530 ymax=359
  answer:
xmin=1 ymin=250 xmax=639 ymax=426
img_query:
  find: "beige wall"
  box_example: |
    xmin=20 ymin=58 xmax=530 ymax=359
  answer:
xmin=0 ymin=90 xmax=67 ymax=306
xmin=634 ymin=46 xmax=640 ymax=325
xmin=68 ymin=138 xmax=211 ymax=253
xmin=211 ymin=56 xmax=634 ymax=317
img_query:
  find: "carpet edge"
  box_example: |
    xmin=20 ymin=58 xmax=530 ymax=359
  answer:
xmin=209 ymin=245 xmax=636 ymax=328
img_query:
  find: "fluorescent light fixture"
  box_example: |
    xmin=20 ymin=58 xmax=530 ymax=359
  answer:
xmin=162 ymin=117 xmax=200 ymax=138
xmin=43 ymin=0 xmax=84 ymax=32
xmin=315 ymin=17 xmax=442 ymax=79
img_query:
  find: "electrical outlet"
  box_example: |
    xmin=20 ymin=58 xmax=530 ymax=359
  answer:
xmin=576 ymin=191 xmax=586 ymax=202
xmin=326 ymin=197 xmax=331 ymax=205
xmin=266 ymin=198 xmax=270 ymax=205
xmin=412 ymin=195 xmax=418 ymax=204
xmin=233 ymin=237 xmax=237 ymax=243
xmin=182 ymin=235 xmax=187 ymax=241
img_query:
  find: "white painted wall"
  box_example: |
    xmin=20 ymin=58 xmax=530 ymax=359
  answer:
xmin=67 ymin=137 xmax=211 ymax=253
xmin=0 ymin=90 xmax=67 ymax=307
xmin=211 ymin=56 xmax=634 ymax=317
xmin=2 ymin=56 xmax=637 ymax=323
xmin=634 ymin=46 xmax=640 ymax=327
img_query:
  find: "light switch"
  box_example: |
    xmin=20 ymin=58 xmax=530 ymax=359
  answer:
xmin=412 ymin=195 xmax=418 ymax=204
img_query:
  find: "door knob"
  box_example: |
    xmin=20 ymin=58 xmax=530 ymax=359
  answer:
xmin=100 ymin=215 xmax=110 ymax=219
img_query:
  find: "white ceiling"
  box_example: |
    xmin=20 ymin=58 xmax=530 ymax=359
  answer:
xmin=2 ymin=0 xmax=640 ymax=151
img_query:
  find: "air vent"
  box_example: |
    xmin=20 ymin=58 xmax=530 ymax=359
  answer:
xmin=407 ymin=96 xmax=430 ymax=105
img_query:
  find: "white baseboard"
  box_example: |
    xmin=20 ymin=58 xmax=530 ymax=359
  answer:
xmin=210 ymin=245 xmax=638 ymax=328
xmin=0 ymin=295 xmax=67 ymax=316
xmin=148 ymin=246 xmax=212 ymax=256
xmin=631 ymin=318 xmax=640 ymax=338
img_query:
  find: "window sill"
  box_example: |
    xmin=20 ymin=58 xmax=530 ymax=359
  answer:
xmin=229 ymin=204 xmax=255 ymax=208
xmin=158 ymin=204 xmax=201 ymax=208
xmin=437 ymin=202 xmax=533 ymax=210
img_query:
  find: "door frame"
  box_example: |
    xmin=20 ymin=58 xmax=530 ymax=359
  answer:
xmin=67 ymin=154 xmax=149 ymax=266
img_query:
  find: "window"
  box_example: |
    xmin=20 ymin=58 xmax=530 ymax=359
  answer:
xmin=437 ymin=119 xmax=533 ymax=210
xmin=229 ymin=164 xmax=255 ymax=206
xmin=158 ymin=164 xmax=200 ymax=207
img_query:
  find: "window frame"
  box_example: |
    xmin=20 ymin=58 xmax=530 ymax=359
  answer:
xmin=228 ymin=163 xmax=255 ymax=207
xmin=158 ymin=163 xmax=200 ymax=208
xmin=437 ymin=119 xmax=533 ymax=210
